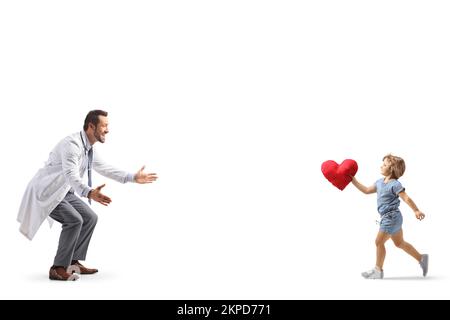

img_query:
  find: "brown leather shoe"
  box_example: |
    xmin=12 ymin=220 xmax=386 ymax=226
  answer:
xmin=49 ymin=266 xmax=79 ymax=281
xmin=70 ymin=260 xmax=98 ymax=275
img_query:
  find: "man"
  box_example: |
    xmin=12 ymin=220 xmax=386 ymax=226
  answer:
xmin=17 ymin=110 xmax=158 ymax=281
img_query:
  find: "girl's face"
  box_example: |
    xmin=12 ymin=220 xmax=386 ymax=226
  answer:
xmin=380 ymin=159 xmax=392 ymax=177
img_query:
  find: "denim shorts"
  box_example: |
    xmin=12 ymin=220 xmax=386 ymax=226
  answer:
xmin=379 ymin=211 xmax=403 ymax=235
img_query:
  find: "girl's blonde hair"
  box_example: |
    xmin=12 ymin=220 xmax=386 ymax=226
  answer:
xmin=383 ymin=154 xmax=406 ymax=179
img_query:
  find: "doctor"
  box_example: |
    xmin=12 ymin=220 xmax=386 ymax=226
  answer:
xmin=17 ymin=110 xmax=158 ymax=281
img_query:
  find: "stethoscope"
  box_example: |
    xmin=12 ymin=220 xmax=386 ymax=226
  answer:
xmin=80 ymin=131 xmax=92 ymax=173
xmin=80 ymin=131 xmax=93 ymax=198
xmin=80 ymin=131 xmax=89 ymax=155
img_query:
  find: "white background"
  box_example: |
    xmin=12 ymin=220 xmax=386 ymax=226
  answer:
xmin=1 ymin=0 xmax=449 ymax=299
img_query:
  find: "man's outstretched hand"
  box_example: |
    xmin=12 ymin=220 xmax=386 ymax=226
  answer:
xmin=88 ymin=184 xmax=112 ymax=206
xmin=134 ymin=165 xmax=158 ymax=184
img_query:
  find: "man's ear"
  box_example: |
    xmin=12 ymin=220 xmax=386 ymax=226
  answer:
xmin=89 ymin=123 xmax=95 ymax=130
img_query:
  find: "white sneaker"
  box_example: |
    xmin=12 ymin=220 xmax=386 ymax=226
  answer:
xmin=361 ymin=268 xmax=384 ymax=279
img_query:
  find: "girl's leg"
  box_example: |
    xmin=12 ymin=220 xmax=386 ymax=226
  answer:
xmin=375 ymin=231 xmax=391 ymax=270
xmin=391 ymin=229 xmax=422 ymax=261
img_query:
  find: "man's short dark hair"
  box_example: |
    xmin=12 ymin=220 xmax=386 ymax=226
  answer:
xmin=83 ymin=110 xmax=108 ymax=130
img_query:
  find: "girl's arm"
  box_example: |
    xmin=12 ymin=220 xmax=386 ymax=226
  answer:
xmin=399 ymin=191 xmax=425 ymax=220
xmin=351 ymin=176 xmax=376 ymax=194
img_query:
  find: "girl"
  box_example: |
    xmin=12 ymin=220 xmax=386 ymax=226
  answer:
xmin=351 ymin=154 xmax=428 ymax=279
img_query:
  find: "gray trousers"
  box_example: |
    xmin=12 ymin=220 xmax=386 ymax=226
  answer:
xmin=49 ymin=192 xmax=98 ymax=267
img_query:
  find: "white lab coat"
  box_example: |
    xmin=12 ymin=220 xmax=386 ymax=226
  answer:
xmin=17 ymin=131 xmax=132 ymax=240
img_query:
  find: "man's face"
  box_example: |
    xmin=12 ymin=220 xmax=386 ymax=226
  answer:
xmin=93 ymin=116 xmax=109 ymax=143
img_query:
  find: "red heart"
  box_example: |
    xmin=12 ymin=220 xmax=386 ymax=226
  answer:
xmin=321 ymin=159 xmax=358 ymax=191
